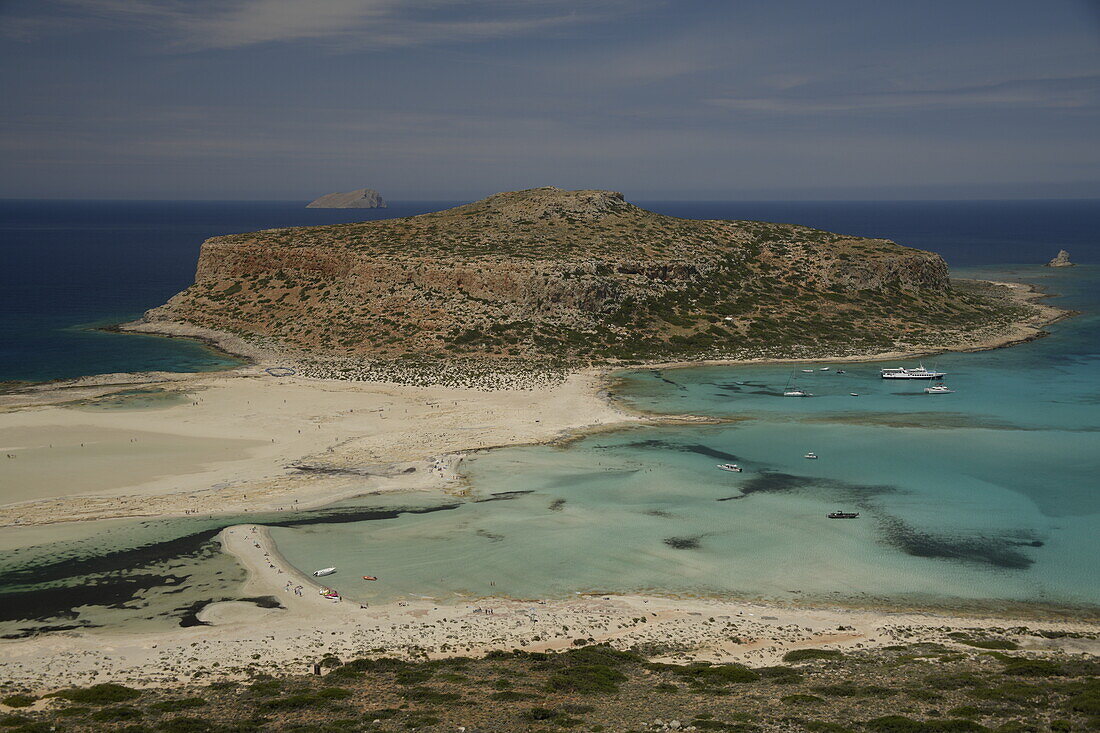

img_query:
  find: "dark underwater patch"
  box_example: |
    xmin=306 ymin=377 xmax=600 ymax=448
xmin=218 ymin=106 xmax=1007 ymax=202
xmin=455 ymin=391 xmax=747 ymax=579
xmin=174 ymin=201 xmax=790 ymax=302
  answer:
xmin=474 ymin=490 xmax=534 ymax=503
xmin=717 ymin=472 xmax=896 ymax=502
xmin=663 ymin=536 xmax=702 ymax=550
xmin=877 ymin=517 xmax=1038 ymax=569
xmin=475 ymin=529 xmax=504 ymax=542
xmin=0 ymin=502 xmax=462 ymax=628
xmin=643 ymin=509 xmax=676 ymax=518
xmin=548 ymin=498 xmax=566 ymax=511
xmin=615 ymin=438 xmax=740 ymax=462
xmin=176 ymin=595 xmax=284 ymax=628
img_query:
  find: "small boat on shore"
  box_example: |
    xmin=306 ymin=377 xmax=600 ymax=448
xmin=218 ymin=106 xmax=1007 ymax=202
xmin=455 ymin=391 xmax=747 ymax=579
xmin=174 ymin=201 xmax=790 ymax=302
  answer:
xmin=313 ymin=567 xmax=336 ymax=577
xmin=804 ymin=452 xmax=818 ymax=459
xmin=319 ymin=587 xmax=341 ymax=600
xmin=827 ymin=511 xmax=859 ymax=519
xmin=717 ymin=463 xmax=743 ymax=473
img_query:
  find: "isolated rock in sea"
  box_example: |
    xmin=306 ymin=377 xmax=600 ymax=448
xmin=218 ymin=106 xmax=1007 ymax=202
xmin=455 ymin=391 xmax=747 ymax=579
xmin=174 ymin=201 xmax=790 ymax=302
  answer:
xmin=1045 ymin=249 xmax=1074 ymax=267
xmin=306 ymin=188 xmax=386 ymax=209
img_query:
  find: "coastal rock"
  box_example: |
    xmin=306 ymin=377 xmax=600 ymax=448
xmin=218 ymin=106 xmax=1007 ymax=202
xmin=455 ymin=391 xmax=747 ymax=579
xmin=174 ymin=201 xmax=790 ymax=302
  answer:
xmin=306 ymin=188 xmax=386 ymax=209
xmin=147 ymin=186 xmax=1015 ymax=367
xmin=1045 ymin=249 xmax=1075 ymax=267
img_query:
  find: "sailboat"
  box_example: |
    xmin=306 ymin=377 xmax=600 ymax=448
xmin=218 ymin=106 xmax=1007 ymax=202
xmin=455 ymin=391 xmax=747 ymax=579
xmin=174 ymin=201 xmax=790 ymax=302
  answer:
xmin=783 ymin=372 xmax=810 ymax=397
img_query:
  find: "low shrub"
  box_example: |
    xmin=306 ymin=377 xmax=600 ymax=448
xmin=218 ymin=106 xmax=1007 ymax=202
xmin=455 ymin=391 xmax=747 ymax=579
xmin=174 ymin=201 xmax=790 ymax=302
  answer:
xmin=91 ymin=705 xmax=143 ymax=722
xmin=547 ymin=664 xmax=627 ymax=694
xmin=1000 ymin=659 xmax=1064 ymax=677
xmin=0 ymin=696 xmax=35 ymax=709
xmin=783 ymin=649 xmax=843 ymax=663
xmin=54 ymin=683 xmax=141 ymax=705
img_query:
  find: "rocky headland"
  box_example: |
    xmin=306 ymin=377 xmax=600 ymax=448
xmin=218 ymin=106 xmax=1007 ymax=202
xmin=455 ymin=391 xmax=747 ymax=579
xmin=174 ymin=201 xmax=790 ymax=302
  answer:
xmin=135 ymin=187 xmax=1054 ymax=383
xmin=306 ymin=187 xmax=386 ymax=209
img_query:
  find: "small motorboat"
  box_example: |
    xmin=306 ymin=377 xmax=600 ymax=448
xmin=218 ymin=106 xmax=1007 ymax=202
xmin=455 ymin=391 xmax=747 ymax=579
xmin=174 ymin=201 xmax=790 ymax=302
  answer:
xmin=819 ymin=367 xmax=830 ymax=371
xmin=804 ymin=452 xmax=818 ymax=459
xmin=836 ymin=370 xmax=846 ymax=374
xmin=849 ymin=392 xmax=860 ymax=396
xmin=801 ymin=369 xmax=815 ymax=373
xmin=827 ymin=511 xmax=860 ymax=519
xmin=924 ymin=383 xmax=954 ymax=394
xmin=362 ymin=575 xmax=378 ymax=581
xmin=717 ymin=463 xmax=743 ymax=473
xmin=313 ymin=567 xmax=336 ymax=577
xmin=784 ymin=389 xmax=810 ymax=397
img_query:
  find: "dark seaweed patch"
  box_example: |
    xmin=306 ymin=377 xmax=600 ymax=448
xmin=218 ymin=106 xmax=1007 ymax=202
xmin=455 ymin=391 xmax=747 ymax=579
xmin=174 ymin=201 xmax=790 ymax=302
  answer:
xmin=717 ymin=472 xmax=895 ymax=502
xmin=643 ymin=509 xmax=675 ymax=518
xmin=548 ymin=498 xmax=566 ymax=511
xmin=0 ymin=503 xmax=462 ymax=628
xmin=615 ymin=438 xmax=740 ymax=462
xmin=474 ymin=491 xmax=534 ymax=503
xmin=476 ymin=529 xmax=504 ymax=542
xmin=663 ymin=536 xmax=701 ymax=550
xmin=176 ymin=595 xmax=284 ymax=628
xmin=877 ymin=517 xmax=1036 ymax=569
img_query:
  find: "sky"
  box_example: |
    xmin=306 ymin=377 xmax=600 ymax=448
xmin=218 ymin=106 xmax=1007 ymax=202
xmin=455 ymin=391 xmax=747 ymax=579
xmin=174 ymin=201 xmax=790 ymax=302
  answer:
xmin=1 ymin=0 xmax=1099 ymax=200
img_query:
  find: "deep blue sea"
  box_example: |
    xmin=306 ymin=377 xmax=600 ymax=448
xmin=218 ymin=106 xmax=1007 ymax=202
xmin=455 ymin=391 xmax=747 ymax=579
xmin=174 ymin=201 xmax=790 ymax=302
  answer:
xmin=1 ymin=199 xmax=1098 ymax=634
xmin=1 ymin=199 xmax=1097 ymax=382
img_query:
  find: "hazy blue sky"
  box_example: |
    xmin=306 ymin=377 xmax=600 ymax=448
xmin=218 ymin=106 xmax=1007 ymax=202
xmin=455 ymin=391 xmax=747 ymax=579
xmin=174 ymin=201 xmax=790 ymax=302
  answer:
xmin=2 ymin=0 xmax=1098 ymax=200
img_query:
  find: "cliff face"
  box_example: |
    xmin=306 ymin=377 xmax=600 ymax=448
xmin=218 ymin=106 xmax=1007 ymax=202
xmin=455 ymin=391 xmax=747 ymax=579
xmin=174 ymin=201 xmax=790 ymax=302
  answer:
xmin=148 ymin=187 xmax=1006 ymax=363
xmin=306 ymin=188 xmax=386 ymax=209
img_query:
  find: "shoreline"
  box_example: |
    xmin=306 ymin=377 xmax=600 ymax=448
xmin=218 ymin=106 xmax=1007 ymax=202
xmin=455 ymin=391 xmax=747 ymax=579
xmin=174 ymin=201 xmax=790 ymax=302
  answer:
xmin=1 ymin=522 xmax=1095 ymax=693
xmin=0 ymin=272 xmax=1094 ymax=691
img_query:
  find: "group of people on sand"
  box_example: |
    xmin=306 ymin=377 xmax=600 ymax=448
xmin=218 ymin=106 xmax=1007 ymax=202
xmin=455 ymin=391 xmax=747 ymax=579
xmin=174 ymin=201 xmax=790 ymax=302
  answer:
xmin=472 ymin=607 xmax=495 ymax=615
xmin=285 ymin=581 xmax=305 ymax=596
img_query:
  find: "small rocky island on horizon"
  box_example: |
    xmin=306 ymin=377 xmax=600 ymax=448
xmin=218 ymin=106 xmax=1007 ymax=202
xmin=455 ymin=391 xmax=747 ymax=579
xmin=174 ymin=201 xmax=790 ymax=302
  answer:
xmin=1046 ymin=249 xmax=1075 ymax=267
xmin=306 ymin=187 xmax=386 ymax=209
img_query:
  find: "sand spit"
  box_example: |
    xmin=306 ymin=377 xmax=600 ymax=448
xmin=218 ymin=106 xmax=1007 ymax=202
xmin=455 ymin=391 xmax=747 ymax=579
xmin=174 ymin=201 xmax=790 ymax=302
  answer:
xmin=1 ymin=523 xmax=1096 ymax=693
xmin=0 ymin=368 xmax=634 ymax=527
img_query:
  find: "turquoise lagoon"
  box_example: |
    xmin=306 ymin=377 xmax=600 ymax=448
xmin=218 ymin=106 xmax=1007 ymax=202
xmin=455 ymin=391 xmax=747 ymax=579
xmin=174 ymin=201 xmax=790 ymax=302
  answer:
xmin=270 ymin=267 xmax=1100 ymax=613
xmin=1 ymin=266 xmax=1098 ymax=637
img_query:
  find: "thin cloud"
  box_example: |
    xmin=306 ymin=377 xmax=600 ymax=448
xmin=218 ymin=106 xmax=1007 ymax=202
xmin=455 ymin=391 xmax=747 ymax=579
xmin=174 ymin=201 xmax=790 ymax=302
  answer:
xmin=708 ymin=74 xmax=1100 ymax=113
xmin=18 ymin=0 xmax=629 ymax=50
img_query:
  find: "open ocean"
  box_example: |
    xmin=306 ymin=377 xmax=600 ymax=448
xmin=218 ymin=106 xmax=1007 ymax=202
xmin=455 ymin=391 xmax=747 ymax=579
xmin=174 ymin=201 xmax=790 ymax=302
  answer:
xmin=1 ymin=199 xmax=1098 ymax=636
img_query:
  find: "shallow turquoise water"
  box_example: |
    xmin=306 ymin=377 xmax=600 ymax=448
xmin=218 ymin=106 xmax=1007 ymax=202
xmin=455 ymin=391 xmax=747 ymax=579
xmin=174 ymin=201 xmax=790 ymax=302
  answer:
xmin=270 ymin=266 xmax=1100 ymax=610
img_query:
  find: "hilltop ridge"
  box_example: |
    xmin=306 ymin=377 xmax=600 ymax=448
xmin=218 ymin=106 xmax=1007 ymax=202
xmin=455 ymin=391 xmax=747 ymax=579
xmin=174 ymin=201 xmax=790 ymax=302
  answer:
xmin=140 ymin=187 xmax=1038 ymax=379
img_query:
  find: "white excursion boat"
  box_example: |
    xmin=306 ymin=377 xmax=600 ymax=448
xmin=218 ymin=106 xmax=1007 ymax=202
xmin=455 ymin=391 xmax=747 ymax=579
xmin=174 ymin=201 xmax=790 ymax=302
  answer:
xmin=804 ymin=452 xmax=818 ymax=459
xmin=313 ymin=567 xmax=337 ymax=577
xmin=924 ymin=383 xmax=955 ymax=394
xmin=881 ymin=364 xmax=946 ymax=380
xmin=717 ymin=463 xmax=743 ymax=473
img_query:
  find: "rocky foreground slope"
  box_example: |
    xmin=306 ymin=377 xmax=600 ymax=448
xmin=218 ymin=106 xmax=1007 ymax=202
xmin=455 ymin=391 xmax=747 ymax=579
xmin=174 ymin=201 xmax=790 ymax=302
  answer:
xmin=143 ymin=188 xmax=1030 ymax=374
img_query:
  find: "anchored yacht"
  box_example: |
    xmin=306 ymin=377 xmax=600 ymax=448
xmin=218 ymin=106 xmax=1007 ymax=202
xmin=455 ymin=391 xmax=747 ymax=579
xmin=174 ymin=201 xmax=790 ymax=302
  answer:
xmin=717 ymin=463 xmax=743 ymax=473
xmin=880 ymin=364 xmax=946 ymax=380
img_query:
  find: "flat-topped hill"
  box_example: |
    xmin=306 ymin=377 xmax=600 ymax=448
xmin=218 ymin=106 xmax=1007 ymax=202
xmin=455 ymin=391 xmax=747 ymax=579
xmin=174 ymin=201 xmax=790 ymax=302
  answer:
xmin=143 ymin=187 xmax=1029 ymax=371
